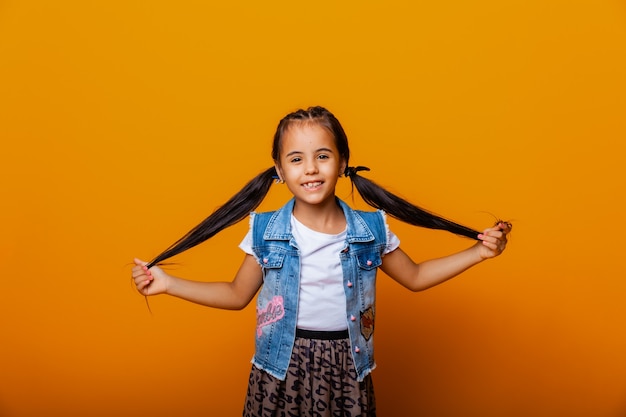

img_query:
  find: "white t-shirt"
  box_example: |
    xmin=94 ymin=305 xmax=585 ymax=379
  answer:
xmin=239 ymin=214 xmax=400 ymax=331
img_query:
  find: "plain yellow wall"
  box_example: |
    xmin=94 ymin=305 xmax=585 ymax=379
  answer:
xmin=2 ymin=1 xmax=625 ymax=416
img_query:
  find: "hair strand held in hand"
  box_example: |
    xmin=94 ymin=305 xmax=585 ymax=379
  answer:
xmin=147 ymin=167 xmax=277 ymax=268
xmin=346 ymin=168 xmax=481 ymax=240
xmin=147 ymin=106 xmax=480 ymax=268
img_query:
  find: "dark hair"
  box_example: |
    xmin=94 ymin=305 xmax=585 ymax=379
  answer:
xmin=146 ymin=106 xmax=480 ymax=268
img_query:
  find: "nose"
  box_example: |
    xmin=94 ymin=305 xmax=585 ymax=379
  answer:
xmin=304 ymin=159 xmax=318 ymax=175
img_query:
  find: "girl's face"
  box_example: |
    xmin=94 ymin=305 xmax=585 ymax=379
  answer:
xmin=275 ymin=122 xmax=346 ymax=208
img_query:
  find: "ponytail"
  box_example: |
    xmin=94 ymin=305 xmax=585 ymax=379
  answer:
xmin=146 ymin=167 xmax=277 ymax=268
xmin=345 ymin=166 xmax=481 ymax=240
xmin=145 ymin=105 xmax=481 ymax=268
xmin=146 ymin=164 xmax=479 ymax=268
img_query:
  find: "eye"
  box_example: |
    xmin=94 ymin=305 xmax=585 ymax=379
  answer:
xmin=289 ymin=157 xmax=302 ymax=163
xmin=317 ymin=154 xmax=329 ymax=160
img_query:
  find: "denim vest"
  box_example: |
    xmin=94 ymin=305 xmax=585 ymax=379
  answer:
xmin=250 ymin=198 xmax=388 ymax=382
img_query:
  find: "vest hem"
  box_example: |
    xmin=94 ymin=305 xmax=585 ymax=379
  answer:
xmin=250 ymin=359 xmax=288 ymax=381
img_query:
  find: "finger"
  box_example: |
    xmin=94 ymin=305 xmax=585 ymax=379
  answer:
xmin=131 ymin=265 xmax=153 ymax=285
xmin=492 ymin=236 xmax=508 ymax=252
xmin=131 ymin=264 xmax=145 ymax=277
xmin=478 ymin=230 xmax=502 ymax=243
xmin=481 ymin=239 xmax=498 ymax=251
xmin=485 ymin=225 xmax=509 ymax=243
xmin=496 ymin=221 xmax=512 ymax=234
xmin=133 ymin=273 xmax=151 ymax=286
xmin=137 ymin=277 xmax=153 ymax=292
xmin=479 ymin=231 xmax=508 ymax=251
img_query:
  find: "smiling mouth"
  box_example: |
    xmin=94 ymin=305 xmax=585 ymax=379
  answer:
xmin=302 ymin=181 xmax=323 ymax=189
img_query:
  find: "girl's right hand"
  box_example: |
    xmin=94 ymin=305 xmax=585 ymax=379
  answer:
xmin=132 ymin=258 xmax=170 ymax=296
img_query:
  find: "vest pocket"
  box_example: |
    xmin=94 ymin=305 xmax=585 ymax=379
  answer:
xmin=355 ymin=251 xmax=382 ymax=270
xmin=255 ymin=248 xmax=286 ymax=269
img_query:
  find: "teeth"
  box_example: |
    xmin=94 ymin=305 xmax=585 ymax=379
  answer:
xmin=303 ymin=182 xmax=322 ymax=189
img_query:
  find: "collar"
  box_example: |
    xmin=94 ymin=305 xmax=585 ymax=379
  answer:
xmin=263 ymin=198 xmax=375 ymax=243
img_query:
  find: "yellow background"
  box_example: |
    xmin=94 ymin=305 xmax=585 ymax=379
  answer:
xmin=2 ymin=1 xmax=625 ymax=416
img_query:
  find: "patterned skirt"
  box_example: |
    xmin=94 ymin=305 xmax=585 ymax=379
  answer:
xmin=243 ymin=329 xmax=376 ymax=417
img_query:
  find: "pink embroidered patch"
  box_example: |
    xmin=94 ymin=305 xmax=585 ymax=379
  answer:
xmin=256 ymin=296 xmax=285 ymax=337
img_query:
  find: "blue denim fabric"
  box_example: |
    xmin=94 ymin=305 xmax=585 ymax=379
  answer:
xmin=250 ymin=198 xmax=387 ymax=381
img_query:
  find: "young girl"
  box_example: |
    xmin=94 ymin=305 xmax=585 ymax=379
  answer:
xmin=132 ymin=106 xmax=511 ymax=417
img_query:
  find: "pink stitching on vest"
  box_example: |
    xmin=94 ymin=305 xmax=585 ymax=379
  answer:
xmin=256 ymin=296 xmax=285 ymax=337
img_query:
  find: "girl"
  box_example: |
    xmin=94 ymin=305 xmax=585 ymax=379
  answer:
xmin=132 ymin=106 xmax=511 ymax=417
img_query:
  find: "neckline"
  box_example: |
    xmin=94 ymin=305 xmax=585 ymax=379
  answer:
xmin=291 ymin=214 xmax=347 ymax=238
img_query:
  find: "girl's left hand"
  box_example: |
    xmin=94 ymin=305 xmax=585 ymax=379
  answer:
xmin=476 ymin=221 xmax=512 ymax=260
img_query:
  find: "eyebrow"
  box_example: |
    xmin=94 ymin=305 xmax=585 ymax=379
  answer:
xmin=285 ymin=147 xmax=335 ymax=158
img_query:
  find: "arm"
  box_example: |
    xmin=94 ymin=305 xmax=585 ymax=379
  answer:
xmin=131 ymin=254 xmax=263 ymax=310
xmin=380 ymin=222 xmax=511 ymax=292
